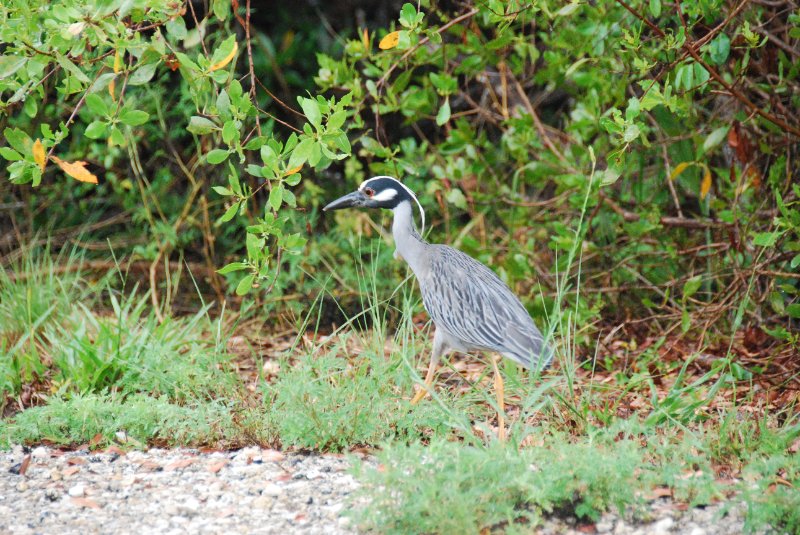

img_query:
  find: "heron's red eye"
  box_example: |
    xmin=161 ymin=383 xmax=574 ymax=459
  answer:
xmin=364 ymin=187 xmax=375 ymax=197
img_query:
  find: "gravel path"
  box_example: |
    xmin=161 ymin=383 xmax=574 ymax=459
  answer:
xmin=1 ymin=446 xmax=754 ymax=534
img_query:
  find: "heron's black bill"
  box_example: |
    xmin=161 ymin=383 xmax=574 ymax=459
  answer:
xmin=322 ymin=190 xmax=366 ymax=211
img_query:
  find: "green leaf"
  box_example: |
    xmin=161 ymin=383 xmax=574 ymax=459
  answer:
xmin=235 ymin=274 xmax=255 ymax=296
xmin=787 ymin=304 xmax=800 ymax=319
xmin=246 ymin=232 xmax=264 ymax=261
xmin=261 ymin=144 xmax=278 ymax=166
xmin=601 ymin=165 xmax=622 ymax=186
xmin=693 ymin=62 xmax=709 ymax=87
xmin=0 ymin=56 xmax=27 ymax=79
xmin=623 ymin=124 xmax=641 ymax=143
xmin=649 ymin=0 xmax=661 ymax=17
xmin=681 ymin=308 xmax=691 ymax=333
xmin=128 ymin=61 xmax=158 ymax=85
xmin=212 ymin=186 xmax=233 ymax=196
xmin=399 ymin=3 xmax=419 ymax=28
xmin=228 ymin=163 xmax=242 ymax=195
xmin=216 ymin=90 xmax=231 ymax=117
xmin=769 ymin=291 xmax=785 ymax=314
xmin=217 ymin=262 xmax=248 ymax=275
xmin=752 ymin=231 xmax=781 ymax=247
xmin=4 ymin=127 xmax=32 ymax=154
xmin=85 ymin=94 xmax=109 ymax=116
xmin=0 ymin=147 xmax=22 ymax=161
xmin=702 ymin=126 xmax=729 ymax=154
xmin=165 ymin=17 xmax=187 ymax=40
xmin=213 ymin=0 xmax=230 ymax=21
xmin=327 ymin=110 xmax=346 ymax=130
xmin=708 ymin=34 xmax=730 ymax=65
xmin=288 ymin=138 xmax=315 ymax=169
xmin=299 ymin=97 xmax=322 ymax=129
xmin=436 ymin=98 xmax=451 ymax=126
xmin=210 ymin=35 xmax=237 ymax=69
xmin=119 ymin=109 xmax=150 ymax=126
xmin=625 ymin=99 xmax=641 ymax=123
xmin=219 ymin=201 xmax=241 ymax=223
xmin=557 ymin=2 xmax=580 ymax=16
xmin=109 ymin=126 xmax=126 ymax=146
xmin=222 ymin=120 xmax=238 ymax=144
xmin=282 ymin=187 xmax=296 ymax=207
xmin=284 ymin=172 xmax=301 ymax=186
xmin=268 ymin=184 xmax=284 ymax=212
xmin=429 ymin=72 xmax=457 ymax=94
xmin=207 ymin=149 xmax=230 ymax=164
xmin=84 ymin=121 xmax=108 ymax=139
xmin=682 ymin=275 xmax=703 ymax=299
xmin=187 ymin=116 xmax=217 ymax=135
xmin=56 ymin=54 xmax=91 ymax=84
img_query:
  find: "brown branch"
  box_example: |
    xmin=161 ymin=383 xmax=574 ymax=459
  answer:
xmin=242 ymin=0 xmax=261 ymax=136
xmin=614 ymin=0 xmax=800 ymax=138
xmin=376 ymin=8 xmax=480 ymax=89
xmin=599 ymin=191 xmax=733 ymax=228
xmin=374 ymin=7 xmax=479 ymax=142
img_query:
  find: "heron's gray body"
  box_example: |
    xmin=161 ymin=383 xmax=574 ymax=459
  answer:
xmin=391 ymin=201 xmax=550 ymax=370
xmin=322 ymin=176 xmax=551 ymax=377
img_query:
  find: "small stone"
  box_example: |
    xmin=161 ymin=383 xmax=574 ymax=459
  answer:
xmin=596 ymin=518 xmax=615 ymax=533
xmin=688 ymin=528 xmax=706 ymax=535
xmin=252 ymin=496 xmax=272 ymax=509
xmin=31 ymin=446 xmax=49 ymax=460
xmin=178 ymin=497 xmax=200 ymax=516
xmin=49 ymin=469 xmax=62 ymax=481
xmin=651 ymin=517 xmax=674 ymax=534
xmin=262 ymin=483 xmax=282 ymax=497
xmin=68 ymin=484 xmax=85 ymax=497
xmin=45 ymin=487 xmax=60 ymax=502
xmin=15 ymin=481 xmax=28 ymax=492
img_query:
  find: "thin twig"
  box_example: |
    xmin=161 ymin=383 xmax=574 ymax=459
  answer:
xmin=614 ymin=0 xmax=800 ymax=137
xmin=374 ymin=7 xmax=479 ymax=142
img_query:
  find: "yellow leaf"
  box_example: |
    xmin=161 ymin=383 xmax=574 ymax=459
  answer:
xmin=669 ymin=161 xmax=692 ymax=181
xmin=379 ymin=31 xmax=400 ymax=50
xmin=361 ymin=28 xmax=370 ymax=50
xmin=700 ymin=165 xmax=712 ymax=199
xmin=209 ymin=41 xmax=238 ymax=72
xmin=33 ymin=139 xmax=46 ymax=172
xmin=284 ymin=165 xmax=303 ymax=177
xmin=113 ymin=50 xmax=123 ymax=73
xmin=51 ymin=156 xmax=98 ymax=184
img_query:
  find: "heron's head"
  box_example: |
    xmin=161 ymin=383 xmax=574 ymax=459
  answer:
xmin=323 ymin=176 xmax=425 ymax=232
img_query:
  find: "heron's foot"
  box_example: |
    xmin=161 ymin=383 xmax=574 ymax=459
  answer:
xmin=410 ymin=383 xmax=433 ymax=404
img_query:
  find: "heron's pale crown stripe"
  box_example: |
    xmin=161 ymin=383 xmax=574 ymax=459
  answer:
xmin=360 ymin=176 xmax=426 ymax=235
xmin=372 ymin=188 xmax=398 ymax=202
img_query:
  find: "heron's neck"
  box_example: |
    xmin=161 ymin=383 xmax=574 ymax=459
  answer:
xmin=391 ymin=201 xmax=428 ymax=275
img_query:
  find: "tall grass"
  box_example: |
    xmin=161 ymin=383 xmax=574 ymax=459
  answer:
xmin=0 ymin=246 xmax=88 ymax=396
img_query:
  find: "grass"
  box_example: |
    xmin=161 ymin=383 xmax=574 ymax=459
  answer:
xmin=1 ymin=232 xmax=798 ymax=534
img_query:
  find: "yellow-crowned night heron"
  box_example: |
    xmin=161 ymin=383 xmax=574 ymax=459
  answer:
xmin=323 ymin=176 xmax=551 ymax=419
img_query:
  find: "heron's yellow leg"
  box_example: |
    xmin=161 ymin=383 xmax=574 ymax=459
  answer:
xmin=410 ymin=358 xmax=438 ymax=404
xmin=492 ymin=355 xmax=506 ymax=442
xmin=411 ymin=330 xmax=445 ymax=404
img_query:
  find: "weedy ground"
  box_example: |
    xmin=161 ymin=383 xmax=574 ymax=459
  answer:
xmin=1 ymin=246 xmax=798 ymax=534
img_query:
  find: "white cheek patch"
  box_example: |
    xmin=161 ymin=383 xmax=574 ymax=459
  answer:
xmin=372 ymin=188 xmax=398 ymax=202
xmin=359 ymin=175 xmax=426 ymax=235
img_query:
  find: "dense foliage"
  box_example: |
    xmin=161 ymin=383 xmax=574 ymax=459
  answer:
xmin=1 ymin=0 xmax=798 ymax=349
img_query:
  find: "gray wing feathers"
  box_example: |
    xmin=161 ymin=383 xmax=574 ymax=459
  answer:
xmin=419 ymin=245 xmax=551 ymax=370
